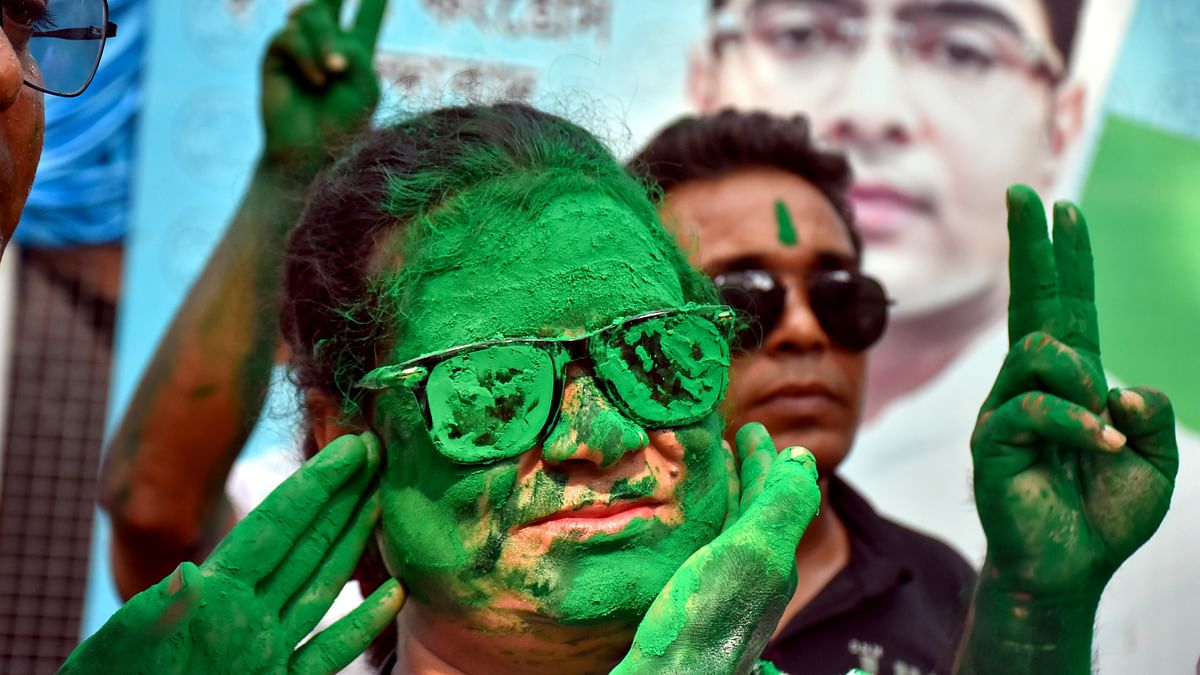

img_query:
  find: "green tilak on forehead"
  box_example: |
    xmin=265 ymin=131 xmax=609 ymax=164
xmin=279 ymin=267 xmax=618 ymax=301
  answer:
xmin=774 ymin=199 xmax=798 ymax=247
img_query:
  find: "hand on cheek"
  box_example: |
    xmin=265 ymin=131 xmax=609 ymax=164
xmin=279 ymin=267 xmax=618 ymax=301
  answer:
xmin=614 ymin=422 xmax=820 ymax=674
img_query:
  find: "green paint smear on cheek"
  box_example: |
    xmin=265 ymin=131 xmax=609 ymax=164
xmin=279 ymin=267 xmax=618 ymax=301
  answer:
xmin=534 ymin=415 xmax=728 ymax=625
xmin=375 ymin=386 xmax=526 ymax=607
xmin=775 ymin=199 xmax=798 ymax=247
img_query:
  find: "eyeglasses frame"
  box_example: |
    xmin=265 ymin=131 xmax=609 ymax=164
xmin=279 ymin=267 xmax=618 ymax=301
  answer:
xmin=355 ymin=306 xmax=738 ymax=457
xmin=0 ymin=0 xmax=119 ymax=97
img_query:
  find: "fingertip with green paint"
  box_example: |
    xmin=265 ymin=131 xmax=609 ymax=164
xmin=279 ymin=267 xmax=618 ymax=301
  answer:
xmin=735 ymin=421 xmax=775 ymax=459
xmin=783 ymin=445 xmax=818 ymax=475
xmin=1112 ymin=386 xmax=1146 ymax=414
xmin=1006 ymin=183 xmax=1040 ymax=209
xmin=324 ymin=51 xmax=348 ymax=73
xmin=360 ymin=430 xmax=382 ymax=473
xmin=1100 ymin=424 xmax=1127 ymax=452
xmin=1053 ymin=199 xmax=1080 ymax=226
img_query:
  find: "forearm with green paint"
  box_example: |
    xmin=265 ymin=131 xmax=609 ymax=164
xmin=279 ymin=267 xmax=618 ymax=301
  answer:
xmin=101 ymin=161 xmax=313 ymax=598
xmin=956 ymin=567 xmax=1100 ymax=675
xmin=101 ymin=0 xmax=387 ymax=599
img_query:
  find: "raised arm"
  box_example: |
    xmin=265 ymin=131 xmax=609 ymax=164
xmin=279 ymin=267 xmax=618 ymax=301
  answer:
xmin=100 ymin=0 xmax=388 ymax=599
xmin=955 ymin=186 xmax=1178 ymax=674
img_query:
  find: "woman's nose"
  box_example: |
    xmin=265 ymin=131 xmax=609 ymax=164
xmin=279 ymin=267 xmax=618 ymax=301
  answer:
xmin=541 ymin=375 xmax=649 ymax=468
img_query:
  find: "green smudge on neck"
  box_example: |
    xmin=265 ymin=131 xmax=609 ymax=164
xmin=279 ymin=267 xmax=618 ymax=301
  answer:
xmin=774 ymin=199 xmax=798 ymax=247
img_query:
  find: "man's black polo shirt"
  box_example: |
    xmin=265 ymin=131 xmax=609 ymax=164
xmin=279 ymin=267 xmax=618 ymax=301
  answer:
xmin=763 ymin=475 xmax=976 ymax=675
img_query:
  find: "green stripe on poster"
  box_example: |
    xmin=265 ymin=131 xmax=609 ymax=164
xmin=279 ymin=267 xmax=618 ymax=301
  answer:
xmin=1082 ymin=114 xmax=1200 ymax=429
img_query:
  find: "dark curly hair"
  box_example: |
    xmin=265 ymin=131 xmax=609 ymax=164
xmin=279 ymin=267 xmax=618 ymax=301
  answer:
xmin=629 ymin=108 xmax=861 ymax=259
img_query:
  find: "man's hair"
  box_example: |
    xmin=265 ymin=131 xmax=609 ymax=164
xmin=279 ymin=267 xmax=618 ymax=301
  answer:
xmin=629 ymin=109 xmax=861 ymax=258
xmin=1042 ymin=0 xmax=1085 ymax=68
xmin=710 ymin=0 xmax=1085 ymax=70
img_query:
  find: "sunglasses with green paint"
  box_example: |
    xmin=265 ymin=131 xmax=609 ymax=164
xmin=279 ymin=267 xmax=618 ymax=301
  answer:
xmin=356 ymin=306 xmax=737 ymax=465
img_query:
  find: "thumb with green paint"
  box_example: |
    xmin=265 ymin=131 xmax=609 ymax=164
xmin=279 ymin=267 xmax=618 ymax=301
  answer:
xmin=614 ymin=422 xmax=820 ymax=674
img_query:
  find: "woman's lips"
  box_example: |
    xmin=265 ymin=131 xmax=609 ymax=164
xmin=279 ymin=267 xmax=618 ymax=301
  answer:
xmin=521 ymin=499 xmax=662 ymax=537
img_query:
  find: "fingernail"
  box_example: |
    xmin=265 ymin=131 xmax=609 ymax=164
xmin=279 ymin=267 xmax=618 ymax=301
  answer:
xmin=1119 ymin=388 xmax=1145 ymax=412
xmin=786 ymin=446 xmax=816 ymax=469
xmin=1101 ymin=425 xmax=1127 ymax=451
xmin=166 ymin=564 xmax=188 ymax=596
xmin=325 ymin=52 xmax=347 ymax=72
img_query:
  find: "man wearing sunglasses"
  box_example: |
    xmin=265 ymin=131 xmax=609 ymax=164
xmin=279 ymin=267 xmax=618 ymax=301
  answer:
xmin=633 ymin=110 xmax=974 ymax=675
xmin=0 ymin=0 xmax=116 ymax=254
xmin=684 ymin=4 xmax=1200 ymax=672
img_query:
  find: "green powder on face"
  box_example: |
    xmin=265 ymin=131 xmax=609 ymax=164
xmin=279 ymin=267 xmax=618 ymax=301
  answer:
xmin=371 ymin=186 xmax=730 ymax=630
xmin=608 ymin=475 xmax=657 ymax=504
xmin=775 ymin=199 xmax=798 ymax=247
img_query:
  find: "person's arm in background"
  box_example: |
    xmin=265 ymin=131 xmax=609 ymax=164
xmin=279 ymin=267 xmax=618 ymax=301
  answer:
xmin=100 ymin=0 xmax=388 ymax=600
xmin=954 ymin=186 xmax=1178 ymax=674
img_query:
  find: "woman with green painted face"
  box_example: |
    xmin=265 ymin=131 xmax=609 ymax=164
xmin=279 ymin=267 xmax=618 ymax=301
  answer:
xmin=62 ymin=103 xmax=822 ymax=674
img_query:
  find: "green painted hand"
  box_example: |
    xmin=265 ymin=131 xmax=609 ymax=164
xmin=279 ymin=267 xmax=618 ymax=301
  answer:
xmin=972 ymin=185 xmax=1178 ymax=599
xmin=261 ymin=0 xmax=388 ymax=168
xmin=613 ymin=422 xmax=820 ymax=674
xmin=60 ymin=433 xmax=405 ymax=675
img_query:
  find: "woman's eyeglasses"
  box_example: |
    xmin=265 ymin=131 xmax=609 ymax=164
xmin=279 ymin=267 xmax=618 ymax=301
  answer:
xmin=356 ymin=306 xmax=736 ymax=465
xmin=1 ymin=0 xmax=118 ymax=97
xmin=713 ymin=268 xmax=890 ymax=352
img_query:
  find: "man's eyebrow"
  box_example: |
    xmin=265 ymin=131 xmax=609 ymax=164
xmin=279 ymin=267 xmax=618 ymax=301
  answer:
xmin=896 ymin=1 xmax=1023 ymax=36
xmin=749 ymin=0 xmax=864 ymax=14
xmin=707 ymin=250 xmax=857 ymax=275
xmin=812 ymin=250 xmax=858 ymax=270
xmin=705 ymin=253 xmax=772 ymax=275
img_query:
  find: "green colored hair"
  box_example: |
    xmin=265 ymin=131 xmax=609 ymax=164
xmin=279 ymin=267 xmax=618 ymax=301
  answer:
xmin=281 ymin=103 xmax=716 ymax=418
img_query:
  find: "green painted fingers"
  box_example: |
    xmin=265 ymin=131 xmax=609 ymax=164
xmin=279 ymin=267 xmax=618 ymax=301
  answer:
xmin=261 ymin=0 xmax=389 ymax=170
xmin=60 ymin=432 xmax=404 ymax=675
xmin=613 ymin=422 xmax=819 ymax=674
xmin=962 ymin=186 xmax=1179 ymax=675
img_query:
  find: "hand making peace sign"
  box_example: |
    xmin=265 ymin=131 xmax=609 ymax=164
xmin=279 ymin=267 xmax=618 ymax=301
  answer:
xmin=972 ymin=185 xmax=1178 ymax=604
xmin=262 ymin=0 xmax=388 ymax=169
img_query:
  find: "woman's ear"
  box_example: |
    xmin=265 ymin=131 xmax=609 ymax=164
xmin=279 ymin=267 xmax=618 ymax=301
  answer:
xmin=306 ymin=388 xmax=361 ymax=448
